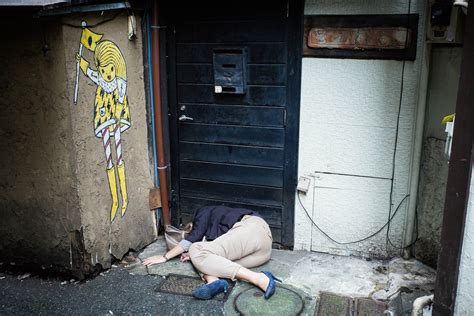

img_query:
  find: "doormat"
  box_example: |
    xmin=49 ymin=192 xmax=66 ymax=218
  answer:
xmin=154 ymin=274 xmax=235 ymax=301
xmin=316 ymin=292 xmax=388 ymax=316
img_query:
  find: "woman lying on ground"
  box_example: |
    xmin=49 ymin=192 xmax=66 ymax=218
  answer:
xmin=142 ymin=205 xmax=281 ymax=300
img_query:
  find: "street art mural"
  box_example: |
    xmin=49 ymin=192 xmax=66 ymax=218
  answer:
xmin=74 ymin=22 xmax=131 ymax=223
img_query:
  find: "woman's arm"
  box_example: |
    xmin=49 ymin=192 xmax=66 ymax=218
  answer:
xmin=142 ymin=244 xmax=185 ymax=266
xmin=179 ymin=207 xmax=211 ymax=251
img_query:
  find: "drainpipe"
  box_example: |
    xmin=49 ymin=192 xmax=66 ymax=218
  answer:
xmin=147 ymin=13 xmax=160 ymax=224
xmin=402 ymin=22 xmax=432 ymax=257
xmin=151 ymin=0 xmax=171 ymax=226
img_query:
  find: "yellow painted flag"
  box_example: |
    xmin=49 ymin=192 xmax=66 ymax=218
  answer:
xmin=81 ymin=27 xmax=103 ymax=51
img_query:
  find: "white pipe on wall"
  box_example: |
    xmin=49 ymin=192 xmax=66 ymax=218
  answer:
xmin=412 ymin=294 xmax=434 ymax=316
xmin=402 ymin=39 xmax=432 ymax=257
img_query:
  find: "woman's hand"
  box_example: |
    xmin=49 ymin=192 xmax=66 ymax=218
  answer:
xmin=141 ymin=245 xmax=185 ymax=266
xmin=142 ymin=255 xmax=167 ymax=266
xmin=180 ymin=253 xmax=190 ymax=263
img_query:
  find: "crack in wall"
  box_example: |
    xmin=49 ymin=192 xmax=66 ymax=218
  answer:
xmin=69 ymin=228 xmax=102 ymax=280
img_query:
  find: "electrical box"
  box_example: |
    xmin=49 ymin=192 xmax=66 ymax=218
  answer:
xmin=297 ymin=176 xmax=311 ymax=194
xmin=213 ymin=48 xmax=247 ymax=94
xmin=428 ymin=6 xmax=464 ymax=44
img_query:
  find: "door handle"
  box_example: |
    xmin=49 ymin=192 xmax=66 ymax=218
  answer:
xmin=179 ymin=115 xmax=194 ymax=121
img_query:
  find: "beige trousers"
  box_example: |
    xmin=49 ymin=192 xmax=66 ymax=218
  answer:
xmin=188 ymin=215 xmax=273 ymax=280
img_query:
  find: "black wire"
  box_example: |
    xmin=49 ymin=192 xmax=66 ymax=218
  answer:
xmin=62 ymin=10 xmax=124 ymax=29
xmin=386 ymin=0 xmax=413 ymax=252
xmin=385 ymin=58 xmax=405 ymax=251
xmin=387 ymin=205 xmax=419 ymax=250
xmin=297 ymin=192 xmax=410 ymax=245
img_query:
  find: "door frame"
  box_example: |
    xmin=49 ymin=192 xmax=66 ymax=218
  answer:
xmin=160 ymin=0 xmax=304 ymax=248
xmin=281 ymin=0 xmax=304 ymax=247
xmin=432 ymin=9 xmax=474 ymax=315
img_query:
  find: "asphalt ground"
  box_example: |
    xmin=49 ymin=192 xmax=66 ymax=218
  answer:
xmin=0 ymin=267 xmax=225 ymax=316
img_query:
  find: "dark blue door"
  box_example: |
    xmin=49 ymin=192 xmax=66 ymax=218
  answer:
xmin=165 ymin=1 xmax=302 ymax=247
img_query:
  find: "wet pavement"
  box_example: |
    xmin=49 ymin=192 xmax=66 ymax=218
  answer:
xmin=0 ymin=237 xmax=436 ymax=315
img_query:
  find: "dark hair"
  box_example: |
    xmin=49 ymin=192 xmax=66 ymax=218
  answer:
xmin=183 ymin=222 xmax=193 ymax=233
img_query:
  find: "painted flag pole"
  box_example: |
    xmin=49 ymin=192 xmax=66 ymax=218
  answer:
xmin=74 ymin=21 xmax=87 ymax=105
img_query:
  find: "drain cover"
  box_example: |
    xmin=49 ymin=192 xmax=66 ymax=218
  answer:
xmin=355 ymin=298 xmax=388 ymax=315
xmin=234 ymin=286 xmax=304 ymax=315
xmin=155 ymin=274 xmax=234 ymax=301
xmin=317 ymin=292 xmax=388 ymax=316
xmin=317 ymin=292 xmax=350 ymax=316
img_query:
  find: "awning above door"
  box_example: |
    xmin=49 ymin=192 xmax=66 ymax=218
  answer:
xmin=0 ymin=0 xmax=91 ymax=7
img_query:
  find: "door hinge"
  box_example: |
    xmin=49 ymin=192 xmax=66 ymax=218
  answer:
xmin=284 ymin=109 xmax=287 ymax=126
xmin=286 ymin=1 xmax=289 ymax=18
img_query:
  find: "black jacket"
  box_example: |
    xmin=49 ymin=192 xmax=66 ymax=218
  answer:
xmin=184 ymin=205 xmax=260 ymax=243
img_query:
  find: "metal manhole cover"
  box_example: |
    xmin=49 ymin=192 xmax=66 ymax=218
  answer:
xmin=155 ymin=274 xmax=235 ymax=301
xmin=233 ymin=286 xmax=305 ymax=315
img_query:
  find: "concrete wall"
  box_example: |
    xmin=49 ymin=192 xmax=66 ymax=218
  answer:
xmin=0 ymin=15 xmax=82 ymax=270
xmin=0 ymin=11 xmax=156 ymax=276
xmin=295 ymin=0 xmax=427 ymax=257
xmin=454 ymin=164 xmax=474 ymax=315
xmin=415 ymin=47 xmax=461 ymax=267
xmin=62 ymin=12 xmax=156 ymax=271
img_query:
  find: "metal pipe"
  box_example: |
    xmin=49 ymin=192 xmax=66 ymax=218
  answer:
xmin=402 ymin=9 xmax=432 ymax=258
xmin=151 ymin=0 xmax=171 ymax=226
xmin=146 ymin=13 xmax=161 ymax=225
xmin=412 ymin=294 xmax=434 ymax=316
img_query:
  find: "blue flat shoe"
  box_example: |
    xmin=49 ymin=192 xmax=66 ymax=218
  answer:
xmin=262 ymin=271 xmax=282 ymax=299
xmin=192 ymin=279 xmax=229 ymax=300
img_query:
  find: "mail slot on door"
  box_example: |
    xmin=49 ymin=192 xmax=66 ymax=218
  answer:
xmin=213 ymin=48 xmax=247 ymax=94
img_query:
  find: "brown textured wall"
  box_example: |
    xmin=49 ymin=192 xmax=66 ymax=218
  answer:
xmin=0 ymin=14 xmax=82 ymax=269
xmin=62 ymin=12 xmax=156 ymax=269
xmin=415 ymin=138 xmax=447 ymax=267
xmin=0 ymin=11 xmax=156 ymax=275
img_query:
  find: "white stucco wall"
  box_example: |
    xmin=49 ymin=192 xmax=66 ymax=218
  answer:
xmin=295 ymin=0 xmax=427 ymax=257
xmin=454 ymin=164 xmax=474 ymax=315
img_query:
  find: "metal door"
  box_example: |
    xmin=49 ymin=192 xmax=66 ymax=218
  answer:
xmin=164 ymin=1 xmax=302 ymax=247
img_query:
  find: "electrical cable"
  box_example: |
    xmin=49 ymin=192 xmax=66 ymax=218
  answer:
xmin=297 ymin=192 xmax=410 ymax=245
xmin=386 ymin=0 xmax=415 ymax=252
xmin=387 ymin=205 xmax=419 ymax=250
xmin=62 ymin=9 xmax=124 ymax=28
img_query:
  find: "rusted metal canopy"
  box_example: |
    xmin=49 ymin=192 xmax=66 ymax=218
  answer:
xmin=308 ymin=27 xmax=411 ymax=50
xmin=1 ymin=0 xmax=67 ymax=5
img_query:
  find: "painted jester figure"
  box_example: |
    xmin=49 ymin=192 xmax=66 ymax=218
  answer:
xmin=75 ymin=24 xmax=131 ymax=222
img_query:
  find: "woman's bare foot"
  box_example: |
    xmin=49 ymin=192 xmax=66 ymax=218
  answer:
xmin=203 ymin=274 xmax=220 ymax=284
xmin=235 ymin=267 xmax=270 ymax=291
xmin=255 ymin=272 xmax=270 ymax=292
